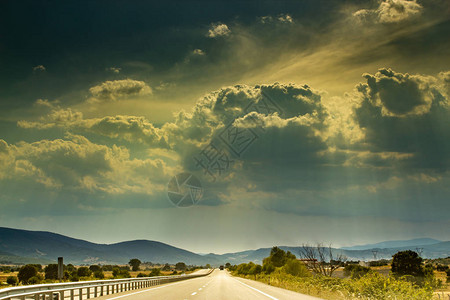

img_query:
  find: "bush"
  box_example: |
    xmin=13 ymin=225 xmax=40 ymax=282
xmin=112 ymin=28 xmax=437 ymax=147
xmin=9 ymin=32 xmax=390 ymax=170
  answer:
xmin=89 ymin=265 xmax=102 ymax=273
xmin=436 ymin=264 xmax=449 ymax=272
xmin=175 ymin=262 xmax=186 ymax=271
xmin=18 ymin=265 xmax=39 ymax=284
xmin=136 ymin=272 xmax=147 ymax=277
xmin=283 ymin=259 xmax=310 ymax=277
xmin=28 ymin=274 xmax=43 ymax=285
xmin=44 ymin=264 xmax=59 ymax=280
xmin=94 ymin=271 xmax=105 ymax=279
xmin=77 ymin=267 xmax=92 ymax=277
xmin=6 ymin=276 xmax=18 ymax=286
xmin=150 ymin=268 xmax=161 ymax=277
xmin=113 ymin=268 xmax=130 ymax=278
xmin=392 ymin=250 xmax=423 ymax=277
xmin=344 ymin=264 xmax=371 ymax=279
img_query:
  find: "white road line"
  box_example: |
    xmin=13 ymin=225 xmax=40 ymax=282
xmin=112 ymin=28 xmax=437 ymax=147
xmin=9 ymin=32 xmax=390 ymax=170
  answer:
xmin=191 ymin=292 xmax=197 ymax=295
xmin=104 ymin=280 xmax=192 ymax=300
xmin=233 ymin=278 xmax=280 ymax=300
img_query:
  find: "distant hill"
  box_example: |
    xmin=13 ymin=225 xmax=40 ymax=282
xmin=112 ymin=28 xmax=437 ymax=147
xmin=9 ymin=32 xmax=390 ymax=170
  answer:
xmin=0 ymin=227 xmax=218 ymax=265
xmin=0 ymin=227 xmax=448 ymax=266
xmin=340 ymin=238 xmax=442 ymax=250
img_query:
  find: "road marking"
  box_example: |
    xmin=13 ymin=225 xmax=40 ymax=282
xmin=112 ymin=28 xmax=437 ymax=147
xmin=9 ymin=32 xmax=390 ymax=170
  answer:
xmin=191 ymin=292 xmax=197 ymax=295
xmin=233 ymin=278 xmax=280 ymax=300
xmin=104 ymin=280 xmax=192 ymax=300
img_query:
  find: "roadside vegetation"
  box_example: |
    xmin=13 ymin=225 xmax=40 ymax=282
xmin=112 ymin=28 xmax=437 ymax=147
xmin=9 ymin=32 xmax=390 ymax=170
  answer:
xmin=230 ymin=246 xmax=448 ymax=300
xmin=0 ymin=259 xmax=202 ymax=288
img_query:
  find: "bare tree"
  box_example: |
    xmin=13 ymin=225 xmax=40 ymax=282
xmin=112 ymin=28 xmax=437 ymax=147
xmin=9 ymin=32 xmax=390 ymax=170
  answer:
xmin=299 ymin=243 xmax=346 ymax=276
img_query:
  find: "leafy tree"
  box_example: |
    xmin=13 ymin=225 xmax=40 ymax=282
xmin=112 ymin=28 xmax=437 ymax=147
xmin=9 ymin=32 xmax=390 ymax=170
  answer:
xmin=28 ymin=275 xmax=43 ymax=284
xmin=283 ymin=259 xmax=310 ymax=277
xmin=129 ymin=259 xmax=142 ymax=271
xmin=392 ymin=250 xmax=424 ymax=277
xmin=18 ymin=265 xmax=38 ymax=284
xmin=93 ymin=271 xmax=105 ymax=279
xmin=162 ymin=263 xmax=171 ymax=271
xmin=44 ymin=264 xmax=59 ymax=280
xmin=89 ymin=265 xmax=102 ymax=273
xmin=102 ymin=265 xmax=114 ymax=271
xmin=175 ymin=262 xmax=186 ymax=271
xmin=225 ymin=263 xmax=231 ymax=269
xmin=137 ymin=272 xmax=147 ymax=277
xmin=113 ymin=267 xmax=130 ymax=278
xmin=205 ymin=264 xmax=211 ymax=269
xmin=262 ymin=259 xmax=275 ymax=274
xmin=77 ymin=266 xmax=92 ymax=277
xmin=150 ymin=268 xmax=161 ymax=276
xmin=6 ymin=276 xmax=18 ymax=286
xmin=249 ymin=264 xmax=262 ymax=279
xmin=269 ymin=247 xmax=289 ymax=267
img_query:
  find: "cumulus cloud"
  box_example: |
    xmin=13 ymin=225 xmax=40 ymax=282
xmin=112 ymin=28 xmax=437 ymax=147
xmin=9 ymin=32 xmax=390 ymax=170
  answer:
xmin=0 ymin=134 xmax=174 ymax=195
xmin=88 ymin=79 xmax=152 ymax=102
xmin=353 ymin=0 xmax=422 ymax=23
xmin=18 ymin=109 xmax=168 ymax=148
xmin=106 ymin=67 xmax=121 ymax=74
xmin=260 ymin=14 xmax=294 ymax=24
xmin=354 ymin=68 xmax=450 ymax=169
xmin=358 ymin=68 xmax=437 ymax=117
xmin=377 ymin=0 xmax=422 ymax=23
xmin=32 ymin=65 xmax=46 ymax=72
xmin=192 ymin=49 xmax=205 ymax=56
xmin=207 ymin=23 xmax=231 ymax=38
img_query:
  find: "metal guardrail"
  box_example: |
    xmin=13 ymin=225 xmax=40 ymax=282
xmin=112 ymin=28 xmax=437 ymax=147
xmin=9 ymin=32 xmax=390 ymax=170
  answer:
xmin=0 ymin=269 xmax=213 ymax=300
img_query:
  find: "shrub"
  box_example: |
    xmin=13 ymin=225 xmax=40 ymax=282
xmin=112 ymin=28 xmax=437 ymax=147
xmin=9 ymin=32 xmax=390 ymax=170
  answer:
xmin=136 ymin=273 xmax=147 ymax=277
xmin=344 ymin=264 xmax=371 ymax=279
xmin=77 ymin=267 xmax=92 ymax=277
xmin=44 ymin=264 xmax=59 ymax=280
xmin=28 ymin=274 xmax=43 ymax=285
xmin=6 ymin=276 xmax=18 ymax=286
xmin=149 ymin=268 xmax=161 ymax=277
xmin=93 ymin=271 xmax=105 ymax=279
xmin=282 ymin=259 xmax=310 ymax=277
xmin=18 ymin=265 xmax=39 ymax=284
xmin=89 ymin=265 xmax=102 ymax=273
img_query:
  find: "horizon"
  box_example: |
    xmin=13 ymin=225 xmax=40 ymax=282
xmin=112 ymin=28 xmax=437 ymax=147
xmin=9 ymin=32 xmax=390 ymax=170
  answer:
xmin=0 ymin=0 xmax=449 ymax=255
xmin=1 ymin=226 xmax=446 ymax=255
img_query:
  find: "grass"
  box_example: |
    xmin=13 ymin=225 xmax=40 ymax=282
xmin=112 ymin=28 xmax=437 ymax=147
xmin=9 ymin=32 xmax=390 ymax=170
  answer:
xmin=234 ymin=270 xmax=436 ymax=300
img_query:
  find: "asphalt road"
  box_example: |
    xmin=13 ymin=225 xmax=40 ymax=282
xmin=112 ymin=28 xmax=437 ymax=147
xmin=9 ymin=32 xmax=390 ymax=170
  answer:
xmin=95 ymin=269 xmax=322 ymax=300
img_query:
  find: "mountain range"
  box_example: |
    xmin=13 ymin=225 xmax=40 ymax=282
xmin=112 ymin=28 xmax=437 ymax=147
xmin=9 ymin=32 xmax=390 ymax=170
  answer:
xmin=0 ymin=227 xmax=448 ymax=265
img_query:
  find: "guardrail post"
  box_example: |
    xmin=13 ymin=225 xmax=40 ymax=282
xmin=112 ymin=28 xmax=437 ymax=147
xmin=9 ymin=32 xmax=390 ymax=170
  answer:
xmin=70 ymin=289 xmax=74 ymax=300
xmin=94 ymin=286 xmax=97 ymax=298
xmin=87 ymin=287 xmax=90 ymax=299
xmin=79 ymin=288 xmax=83 ymax=300
xmin=59 ymin=290 xmax=64 ymax=300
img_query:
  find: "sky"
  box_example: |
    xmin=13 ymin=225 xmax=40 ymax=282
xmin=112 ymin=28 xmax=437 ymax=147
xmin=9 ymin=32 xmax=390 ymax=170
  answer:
xmin=0 ymin=0 xmax=449 ymax=254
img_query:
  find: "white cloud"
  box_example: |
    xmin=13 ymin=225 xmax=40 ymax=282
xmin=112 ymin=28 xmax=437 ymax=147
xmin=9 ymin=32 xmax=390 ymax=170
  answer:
xmin=88 ymin=79 xmax=152 ymax=102
xmin=106 ymin=67 xmax=121 ymax=74
xmin=353 ymin=0 xmax=422 ymax=23
xmin=32 ymin=65 xmax=46 ymax=72
xmin=207 ymin=23 xmax=231 ymax=38
xmin=192 ymin=49 xmax=205 ymax=56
